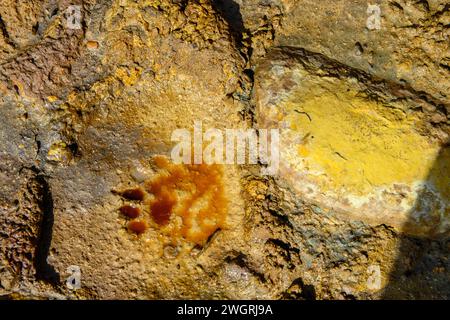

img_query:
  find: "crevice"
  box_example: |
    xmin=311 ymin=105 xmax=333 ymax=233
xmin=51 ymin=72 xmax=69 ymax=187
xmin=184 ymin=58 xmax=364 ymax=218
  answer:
xmin=225 ymin=252 xmax=266 ymax=283
xmin=32 ymin=168 xmax=60 ymax=286
xmin=34 ymin=134 xmax=41 ymax=159
xmin=282 ymin=278 xmax=316 ymax=300
xmin=210 ymin=0 xmax=257 ymax=126
xmin=440 ymin=63 xmax=450 ymax=72
xmin=267 ymin=238 xmax=300 ymax=255
xmin=267 ymin=208 xmax=294 ymax=229
xmin=0 ymin=14 xmax=15 ymax=48
xmin=211 ymin=0 xmax=247 ymax=53
xmin=415 ymin=0 xmax=430 ymax=12
xmin=432 ymin=3 xmax=449 ymax=19
xmin=390 ymin=1 xmax=404 ymax=11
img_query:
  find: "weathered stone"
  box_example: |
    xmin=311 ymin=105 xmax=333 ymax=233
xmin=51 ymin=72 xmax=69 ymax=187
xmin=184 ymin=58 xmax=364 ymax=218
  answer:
xmin=274 ymin=0 xmax=450 ymax=104
xmin=0 ymin=0 xmax=448 ymax=300
xmin=255 ymin=48 xmax=449 ymax=238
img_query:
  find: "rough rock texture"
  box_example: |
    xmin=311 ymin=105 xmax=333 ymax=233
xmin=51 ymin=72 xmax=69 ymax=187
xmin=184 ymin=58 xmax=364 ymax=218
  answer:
xmin=0 ymin=0 xmax=449 ymax=300
xmin=276 ymin=0 xmax=450 ymax=104
xmin=256 ymin=48 xmax=449 ymax=238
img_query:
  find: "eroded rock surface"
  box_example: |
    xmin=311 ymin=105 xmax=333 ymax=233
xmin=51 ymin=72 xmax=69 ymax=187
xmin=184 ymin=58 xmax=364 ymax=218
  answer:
xmin=0 ymin=0 xmax=448 ymax=299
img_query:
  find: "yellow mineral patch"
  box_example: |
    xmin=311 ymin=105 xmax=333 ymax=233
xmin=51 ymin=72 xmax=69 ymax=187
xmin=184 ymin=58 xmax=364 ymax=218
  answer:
xmin=47 ymin=95 xmax=58 ymax=103
xmin=114 ymin=66 xmax=142 ymax=86
xmin=47 ymin=142 xmax=72 ymax=163
xmin=86 ymin=40 xmax=99 ymax=50
xmin=283 ymin=77 xmax=447 ymax=197
xmin=271 ymin=73 xmax=450 ymax=236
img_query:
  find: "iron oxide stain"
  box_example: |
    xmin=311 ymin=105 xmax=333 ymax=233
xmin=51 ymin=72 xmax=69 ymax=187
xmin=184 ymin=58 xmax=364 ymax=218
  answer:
xmin=115 ymin=156 xmax=228 ymax=244
xmin=119 ymin=205 xmax=141 ymax=219
xmin=145 ymin=156 xmax=227 ymax=244
xmin=127 ymin=220 xmax=147 ymax=235
xmin=121 ymin=188 xmax=145 ymax=201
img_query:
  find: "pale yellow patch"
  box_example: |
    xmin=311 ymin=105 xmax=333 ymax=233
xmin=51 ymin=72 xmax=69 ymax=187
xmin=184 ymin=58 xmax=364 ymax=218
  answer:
xmin=47 ymin=95 xmax=58 ymax=103
xmin=114 ymin=66 xmax=143 ymax=86
xmin=283 ymin=77 xmax=448 ymax=199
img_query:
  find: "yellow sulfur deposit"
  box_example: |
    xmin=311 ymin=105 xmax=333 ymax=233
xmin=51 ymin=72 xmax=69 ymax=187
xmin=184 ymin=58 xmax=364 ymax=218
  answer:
xmin=284 ymin=77 xmax=446 ymax=196
xmin=274 ymin=73 xmax=449 ymax=236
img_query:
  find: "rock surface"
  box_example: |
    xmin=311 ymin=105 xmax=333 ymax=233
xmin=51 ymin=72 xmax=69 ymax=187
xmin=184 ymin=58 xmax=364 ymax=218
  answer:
xmin=0 ymin=0 xmax=448 ymax=299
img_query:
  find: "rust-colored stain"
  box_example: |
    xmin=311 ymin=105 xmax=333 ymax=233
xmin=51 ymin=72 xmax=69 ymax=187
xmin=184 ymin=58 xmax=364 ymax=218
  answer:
xmin=128 ymin=220 xmax=147 ymax=235
xmin=116 ymin=156 xmax=227 ymax=244
xmin=86 ymin=40 xmax=99 ymax=49
xmin=121 ymin=188 xmax=145 ymax=201
xmin=120 ymin=205 xmax=141 ymax=219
